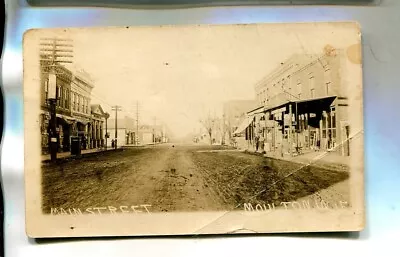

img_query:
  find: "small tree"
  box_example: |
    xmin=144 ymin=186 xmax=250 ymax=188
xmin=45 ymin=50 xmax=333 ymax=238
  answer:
xmin=200 ymin=113 xmax=217 ymax=145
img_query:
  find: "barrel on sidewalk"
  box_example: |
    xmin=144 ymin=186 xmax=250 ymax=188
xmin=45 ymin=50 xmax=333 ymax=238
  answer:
xmin=70 ymin=136 xmax=81 ymax=156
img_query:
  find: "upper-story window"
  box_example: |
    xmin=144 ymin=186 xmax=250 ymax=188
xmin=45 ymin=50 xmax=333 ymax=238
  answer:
xmin=310 ymin=88 xmax=315 ymax=98
xmin=297 ymin=80 xmax=302 ymax=97
xmin=56 ymin=85 xmax=62 ymax=106
xmin=263 ymin=90 xmax=266 ymax=104
xmin=44 ymin=79 xmax=49 ymax=102
xmin=65 ymin=91 xmax=68 ymax=109
xmin=326 ymin=81 xmax=332 ymax=95
xmin=309 ymin=73 xmax=315 ymax=98
xmin=77 ymin=95 xmax=81 ymax=112
xmin=81 ymin=96 xmax=84 ymax=113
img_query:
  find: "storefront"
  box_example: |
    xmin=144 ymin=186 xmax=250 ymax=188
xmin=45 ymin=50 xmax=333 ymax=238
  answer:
xmin=244 ymin=95 xmax=349 ymax=156
xmin=40 ymin=112 xmax=75 ymax=154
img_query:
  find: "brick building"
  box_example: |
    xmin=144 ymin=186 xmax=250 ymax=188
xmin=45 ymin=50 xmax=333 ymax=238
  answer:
xmin=242 ymin=48 xmax=350 ymax=156
xmin=40 ymin=63 xmax=107 ymax=154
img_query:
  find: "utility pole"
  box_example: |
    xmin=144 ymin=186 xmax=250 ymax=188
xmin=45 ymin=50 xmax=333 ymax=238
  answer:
xmin=153 ymin=116 xmax=156 ymax=145
xmin=111 ymin=105 xmax=122 ymax=149
xmin=136 ymin=101 xmax=140 ymax=145
xmin=289 ymin=104 xmax=293 ymax=156
xmin=222 ymin=114 xmax=226 ymax=145
xmin=104 ymin=112 xmax=110 ymax=149
xmin=40 ymin=37 xmax=73 ymax=163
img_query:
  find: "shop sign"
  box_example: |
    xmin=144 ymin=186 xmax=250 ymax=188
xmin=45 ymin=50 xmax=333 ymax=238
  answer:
xmin=48 ymin=73 xmax=57 ymax=99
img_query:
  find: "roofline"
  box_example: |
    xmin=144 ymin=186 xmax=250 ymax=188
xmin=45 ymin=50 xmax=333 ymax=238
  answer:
xmin=246 ymin=105 xmax=264 ymax=114
xmin=247 ymin=95 xmax=338 ymax=115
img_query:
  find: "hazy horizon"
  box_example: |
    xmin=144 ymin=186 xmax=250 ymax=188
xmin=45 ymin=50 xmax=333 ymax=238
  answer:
xmin=50 ymin=24 xmax=355 ymax=139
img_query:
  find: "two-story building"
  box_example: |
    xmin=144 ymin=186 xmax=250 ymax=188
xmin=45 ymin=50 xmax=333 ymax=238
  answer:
xmin=242 ymin=48 xmax=350 ymax=156
xmin=40 ymin=62 xmax=109 ymax=154
xmin=70 ymin=68 xmax=93 ymax=143
xmin=40 ymin=61 xmax=75 ymax=153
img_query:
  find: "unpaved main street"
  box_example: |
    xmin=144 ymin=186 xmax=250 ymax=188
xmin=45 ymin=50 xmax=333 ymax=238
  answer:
xmin=42 ymin=144 xmax=350 ymax=214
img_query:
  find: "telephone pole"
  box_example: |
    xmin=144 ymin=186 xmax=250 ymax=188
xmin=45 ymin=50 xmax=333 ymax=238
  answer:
xmin=111 ymin=105 xmax=122 ymax=149
xmin=135 ymin=101 xmax=140 ymax=145
xmin=153 ymin=116 xmax=156 ymax=145
xmin=40 ymin=38 xmax=73 ymax=162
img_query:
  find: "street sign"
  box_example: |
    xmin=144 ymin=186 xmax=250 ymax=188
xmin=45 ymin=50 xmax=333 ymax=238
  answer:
xmin=48 ymin=73 xmax=57 ymax=99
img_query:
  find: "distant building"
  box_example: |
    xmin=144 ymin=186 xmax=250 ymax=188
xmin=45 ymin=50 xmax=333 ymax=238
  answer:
xmin=222 ymin=100 xmax=257 ymax=147
xmin=136 ymin=124 xmax=166 ymax=145
xmin=106 ymin=116 xmax=136 ymax=147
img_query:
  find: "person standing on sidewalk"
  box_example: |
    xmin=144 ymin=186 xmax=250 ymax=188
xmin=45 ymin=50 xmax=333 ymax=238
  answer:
xmin=259 ymin=134 xmax=265 ymax=154
xmin=255 ymin=134 xmax=260 ymax=152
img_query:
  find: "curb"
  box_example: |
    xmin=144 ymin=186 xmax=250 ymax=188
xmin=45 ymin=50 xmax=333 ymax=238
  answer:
xmin=41 ymin=148 xmax=124 ymax=164
xmin=243 ymin=150 xmax=349 ymax=172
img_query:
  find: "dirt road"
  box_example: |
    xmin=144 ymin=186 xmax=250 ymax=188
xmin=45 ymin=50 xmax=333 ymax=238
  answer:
xmin=42 ymin=143 xmax=350 ymax=214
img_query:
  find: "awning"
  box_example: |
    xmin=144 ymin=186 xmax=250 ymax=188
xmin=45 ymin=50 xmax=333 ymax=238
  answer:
xmin=294 ymin=95 xmax=336 ymax=105
xmin=76 ymin=120 xmax=89 ymax=126
xmin=56 ymin=114 xmax=74 ymax=125
xmin=294 ymin=96 xmax=337 ymax=115
xmin=233 ymin=117 xmax=253 ymax=134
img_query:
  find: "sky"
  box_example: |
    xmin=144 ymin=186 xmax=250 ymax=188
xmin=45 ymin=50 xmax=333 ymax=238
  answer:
xmin=45 ymin=23 xmax=359 ymax=138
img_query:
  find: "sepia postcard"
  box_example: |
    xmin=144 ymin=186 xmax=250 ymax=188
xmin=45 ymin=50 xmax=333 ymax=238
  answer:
xmin=23 ymin=22 xmax=364 ymax=238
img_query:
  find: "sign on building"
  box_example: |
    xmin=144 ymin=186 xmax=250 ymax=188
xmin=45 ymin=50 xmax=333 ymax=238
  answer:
xmin=48 ymin=73 xmax=57 ymax=99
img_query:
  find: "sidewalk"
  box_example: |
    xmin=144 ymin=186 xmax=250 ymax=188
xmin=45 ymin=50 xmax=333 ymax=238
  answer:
xmin=41 ymin=147 xmax=117 ymax=162
xmin=263 ymin=150 xmax=350 ymax=171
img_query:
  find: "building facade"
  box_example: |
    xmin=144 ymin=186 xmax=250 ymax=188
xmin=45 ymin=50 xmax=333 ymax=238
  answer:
xmin=88 ymin=104 xmax=107 ymax=149
xmin=106 ymin=116 xmax=136 ymax=147
xmin=70 ymin=69 xmax=94 ymax=149
xmin=241 ymin=48 xmax=350 ymax=156
xmin=40 ymin=63 xmax=107 ymax=154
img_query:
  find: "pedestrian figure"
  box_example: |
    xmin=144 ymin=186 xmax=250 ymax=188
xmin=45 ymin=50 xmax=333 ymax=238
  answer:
xmin=255 ymin=135 xmax=259 ymax=152
xmin=259 ymin=134 xmax=265 ymax=153
xmin=111 ymin=139 xmax=115 ymax=148
xmin=82 ymin=136 xmax=87 ymax=150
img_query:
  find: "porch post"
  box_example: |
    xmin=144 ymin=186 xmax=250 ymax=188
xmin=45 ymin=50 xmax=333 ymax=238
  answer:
xmin=289 ymin=104 xmax=293 ymax=156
